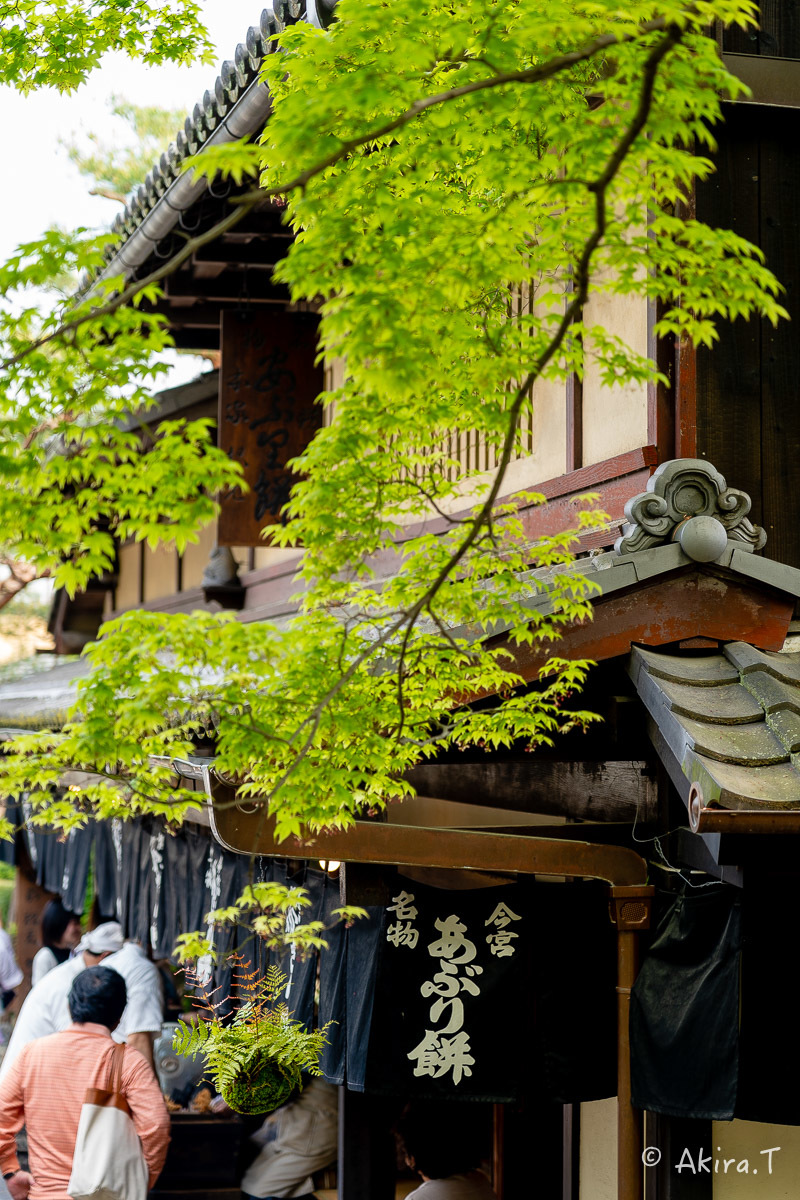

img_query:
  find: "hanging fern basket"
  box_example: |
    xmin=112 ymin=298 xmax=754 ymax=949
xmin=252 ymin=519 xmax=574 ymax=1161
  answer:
xmin=173 ymin=964 xmax=331 ymax=1118
xmin=220 ymin=1049 xmax=301 ymax=1116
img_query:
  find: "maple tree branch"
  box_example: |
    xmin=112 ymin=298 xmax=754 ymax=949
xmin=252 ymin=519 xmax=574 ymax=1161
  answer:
xmin=247 ymin=25 xmax=683 ymax=808
xmin=2 ymin=21 xmax=683 ymax=824
xmin=2 ymin=10 xmax=687 ymax=373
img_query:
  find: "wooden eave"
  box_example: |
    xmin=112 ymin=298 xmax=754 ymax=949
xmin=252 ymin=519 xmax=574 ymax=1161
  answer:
xmin=467 ymin=540 xmax=800 ymax=694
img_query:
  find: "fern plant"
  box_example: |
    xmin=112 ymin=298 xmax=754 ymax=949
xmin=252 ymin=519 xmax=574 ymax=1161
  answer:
xmin=173 ymin=960 xmax=331 ymax=1115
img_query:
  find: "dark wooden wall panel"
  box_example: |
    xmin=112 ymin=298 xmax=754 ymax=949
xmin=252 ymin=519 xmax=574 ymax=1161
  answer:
xmin=218 ymin=311 xmax=323 ymax=545
xmin=696 ymin=104 xmax=800 ymax=568
xmin=723 ymin=2 xmax=800 ymax=57
xmin=759 ymin=108 xmax=800 ymax=565
xmin=695 ymin=107 xmax=762 ymax=525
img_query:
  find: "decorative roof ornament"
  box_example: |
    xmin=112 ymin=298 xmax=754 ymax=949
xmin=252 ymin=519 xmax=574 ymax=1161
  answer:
xmin=615 ymin=459 xmax=767 ymax=558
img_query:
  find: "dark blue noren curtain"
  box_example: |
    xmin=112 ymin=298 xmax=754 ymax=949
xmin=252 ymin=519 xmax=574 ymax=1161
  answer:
xmin=93 ymin=820 xmax=118 ymax=919
xmin=0 ymin=802 xmax=20 ymax=867
xmin=318 ymin=875 xmax=348 ymax=1085
xmin=631 ymin=885 xmax=741 ymax=1120
xmin=317 ymin=871 xmax=388 ymax=1092
xmin=59 ymin=827 xmax=93 ymax=914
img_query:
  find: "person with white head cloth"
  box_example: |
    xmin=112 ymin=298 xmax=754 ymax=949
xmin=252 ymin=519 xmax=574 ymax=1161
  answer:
xmin=0 ymin=923 xmax=123 ymax=1080
xmin=0 ymin=924 xmax=164 ymax=1077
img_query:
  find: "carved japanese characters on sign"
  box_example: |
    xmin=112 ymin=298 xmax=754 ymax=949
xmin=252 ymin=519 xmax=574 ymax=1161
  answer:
xmin=218 ymin=311 xmax=323 ymax=545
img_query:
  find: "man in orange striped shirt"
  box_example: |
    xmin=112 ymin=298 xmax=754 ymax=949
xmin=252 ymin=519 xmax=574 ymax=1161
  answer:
xmin=0 ymin=967 xmax=170 ymax=1200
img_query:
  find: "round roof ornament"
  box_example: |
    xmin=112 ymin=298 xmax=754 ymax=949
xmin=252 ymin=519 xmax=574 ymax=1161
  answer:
xmin=677 ymin=515 xmax=728 ymax=563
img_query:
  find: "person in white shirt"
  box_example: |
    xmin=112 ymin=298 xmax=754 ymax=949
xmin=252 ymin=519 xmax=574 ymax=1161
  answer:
xmin=0 ymin=925 xmax=165 ymax=1077
xmin=0 ymin=916 xmax=22 ymax=1011
xmin=30 ymin=900 xmax=82 ymax=987
xmin=240 ymin=1078 xmax=339 ymax=1200
xmin=398 ymin=1107 xmax=498 ymax=1200
xmin=102 ymin=940 xmax=164 ymax=1069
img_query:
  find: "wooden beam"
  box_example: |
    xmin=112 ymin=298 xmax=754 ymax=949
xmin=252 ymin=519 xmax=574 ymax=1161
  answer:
xmin=518 ymin=445 xmax=658 ymax=552
xmin=208 ymin=801 xmax=649 ymax=885
xmin=403 ymin=760 xmax=657 ymax=823
xmin=495 ymin=570 xmax=794 ymax=687
xmin=164 ymin=270 xmax=291 ymax=304
xmin=723 ymin=52 xmax=800 ymax=109
xmin=170 ymin=330 xmax=220 ymax=351
xmin=192 ymin=237 xmax=291 ymax=266
xmin=146 ymin=304 xmax=221 ymax=328
xmin=226 ymin=210 xmax=291 ymax=237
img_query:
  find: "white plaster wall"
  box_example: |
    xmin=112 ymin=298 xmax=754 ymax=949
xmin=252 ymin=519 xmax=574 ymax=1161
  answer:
xmin=581 ymin=289 xmax=649 ymax=466
xmin=580 ymin=1098 xmax=617 ymax=1200
xmin=180 ymin=520 xmax=216 ymax=590
xmin=115 ymin=543 xmax=141 ymax=611
xmin=712 ymin=1120 xmax=799 ymax=1198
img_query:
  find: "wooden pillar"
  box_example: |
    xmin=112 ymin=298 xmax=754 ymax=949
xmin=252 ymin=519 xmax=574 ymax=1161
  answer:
xmin=10 ymin=848 xmax=54 ymax=1010
xmin=337 ymin=1088 xmax=396 ymax=1200
xmin=609 ymin=885 xmax=654 ymax=1200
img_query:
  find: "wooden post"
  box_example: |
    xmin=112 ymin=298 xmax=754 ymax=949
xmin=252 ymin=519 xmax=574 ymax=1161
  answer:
xmin=337 ymin=1089 xmax=396 ymax=1200
xmin=609 ymin=885 xmax=654 ymax=1200
xmin=492 ymin=1104 xmax=504 ymax=1199
xmin=10 ymin=848 xmax=54 ymax=1010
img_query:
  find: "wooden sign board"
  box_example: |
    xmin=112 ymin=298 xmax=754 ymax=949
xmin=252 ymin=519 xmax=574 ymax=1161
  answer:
xmin=218 ymin=311 xmax=323 ymax=546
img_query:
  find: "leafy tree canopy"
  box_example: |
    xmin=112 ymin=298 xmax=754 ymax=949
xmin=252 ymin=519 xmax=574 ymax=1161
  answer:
xmin=1 ymin=0 xmax=212 ymax=93
xmin=0 ymin=1 xmax=786 ymax=948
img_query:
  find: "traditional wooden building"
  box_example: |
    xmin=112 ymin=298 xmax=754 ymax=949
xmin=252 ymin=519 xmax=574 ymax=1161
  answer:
xmin=3 ymin=5 xmax=800 ymax=1200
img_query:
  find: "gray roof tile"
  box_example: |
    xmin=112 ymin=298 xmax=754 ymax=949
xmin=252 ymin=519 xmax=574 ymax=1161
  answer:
xmin=630 ymin=640 xmax=800 ymax=812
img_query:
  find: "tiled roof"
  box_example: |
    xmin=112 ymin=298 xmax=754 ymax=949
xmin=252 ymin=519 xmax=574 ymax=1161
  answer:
xmin=629 ymin=640 xmax=800 ymax=816
xmin=86 ymin=4 xmax=319 ymax=294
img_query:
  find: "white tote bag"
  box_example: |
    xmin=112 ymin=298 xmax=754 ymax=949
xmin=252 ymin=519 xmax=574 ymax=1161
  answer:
xmin=68 ymin=1042 xmax=149 ymax=1200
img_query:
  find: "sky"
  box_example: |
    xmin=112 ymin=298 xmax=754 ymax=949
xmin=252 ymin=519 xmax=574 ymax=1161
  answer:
xmin=1 ymin=1 xmax=262 ymax=386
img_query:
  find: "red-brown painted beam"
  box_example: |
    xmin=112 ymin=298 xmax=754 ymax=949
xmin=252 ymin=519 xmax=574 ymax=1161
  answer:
xmin=491 ymin=570 xmax=794 ymax=685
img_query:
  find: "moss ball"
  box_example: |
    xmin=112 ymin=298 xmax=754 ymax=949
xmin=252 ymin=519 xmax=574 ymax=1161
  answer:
xmin=220 ymin=1053 xmax=301 ymax=1116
